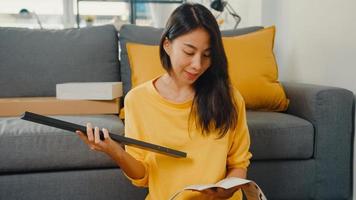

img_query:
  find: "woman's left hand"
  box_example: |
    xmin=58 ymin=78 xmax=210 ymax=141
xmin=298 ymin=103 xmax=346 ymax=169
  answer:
xmin=199 ymin=185 xmax=244 ymax=200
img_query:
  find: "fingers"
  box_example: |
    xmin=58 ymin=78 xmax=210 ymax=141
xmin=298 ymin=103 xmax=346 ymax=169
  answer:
xmin=219 ymin=187 xmax=239 ymax=199
xmin=94 ymin=126 xmax=101 ymax=144
xmin=76 ymin=130 xmax=96 ymax=150
xmin=216 ymin=188 xmax=224 ymax=193
xmin=102 ymin=128 xmax=110 ymax=139
xmin=82 ymin=132 xmax=93 ymax=148
xmin=76 ymin=123 xmax=112 ymax=153
xmin=76 ymin=130 xmax=89 ymax=143
xmin=200 ymin=188 xmax=226 ymax=200
xmin=203 ymin=187 xmax=237 ymax=199
xmin=86 ymin=123 xmax=94 ymax=142
xmin=200 ymin=188 xmax=216 ymax=196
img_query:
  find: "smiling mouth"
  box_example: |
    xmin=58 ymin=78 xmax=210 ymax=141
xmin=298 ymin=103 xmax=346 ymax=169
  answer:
xmin=185 ymin=71 xmax=199 ymax=80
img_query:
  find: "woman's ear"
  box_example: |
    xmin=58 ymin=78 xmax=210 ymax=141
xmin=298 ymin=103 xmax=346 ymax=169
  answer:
xmin=163 ymin=38 xmax=172 ymax=56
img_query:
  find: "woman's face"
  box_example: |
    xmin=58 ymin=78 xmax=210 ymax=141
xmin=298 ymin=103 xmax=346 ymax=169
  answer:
xmin=163 ymin=27 xmax=212 ymax=86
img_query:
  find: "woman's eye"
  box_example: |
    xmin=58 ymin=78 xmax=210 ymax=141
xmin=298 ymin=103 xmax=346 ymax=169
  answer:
xmin=183 ymin=51 xmax=194 ymax=56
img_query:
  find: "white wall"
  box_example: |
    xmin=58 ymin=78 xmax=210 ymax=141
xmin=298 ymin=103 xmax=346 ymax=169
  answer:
xmin=184 ymin=0 xmax=261 ymax=29
xmin=149 ymin=4 xmax=178 ymax=27
xmin=230 ymin=0 xmax=261 ymax=27
xmin=205 ymin=0 xmax=261 ymax=29
xmin=261 ymin=0 xmax=356 ymax=198
xmin=261 ymin=0 xmax=356 ymax=92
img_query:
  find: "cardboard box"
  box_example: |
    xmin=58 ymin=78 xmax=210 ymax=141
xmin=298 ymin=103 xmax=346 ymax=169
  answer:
xmin=56 ymin=82 xmax=123 ymax=100
xmin=0 ymin=97 xmax=120 ymax=117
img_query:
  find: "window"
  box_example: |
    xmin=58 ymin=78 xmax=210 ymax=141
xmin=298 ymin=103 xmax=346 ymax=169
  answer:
xmin=74 ymin=1 xmax=131 ymax=28
xmin=0 ymin=0 xmax=64 ymax=29
xmin=0 ymin=0 xmax=182 ymax=29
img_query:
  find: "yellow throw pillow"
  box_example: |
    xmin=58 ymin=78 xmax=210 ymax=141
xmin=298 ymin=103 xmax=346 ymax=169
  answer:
xmin=223 ymin=26 xmax=289 ymax=111
xmin=126 ymin=43 xmax=165 ymax=88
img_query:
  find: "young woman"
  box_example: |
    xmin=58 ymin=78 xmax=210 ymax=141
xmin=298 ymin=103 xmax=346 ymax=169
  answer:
xmin=76 ymin=3 xmax=251 ymax=200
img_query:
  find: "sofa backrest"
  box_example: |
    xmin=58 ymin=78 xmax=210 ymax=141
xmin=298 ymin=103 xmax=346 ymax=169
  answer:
xmin=0 ymin=25 xmax=120 ymax=98
xmin=118 ymin=24 xmax=263 ymax=96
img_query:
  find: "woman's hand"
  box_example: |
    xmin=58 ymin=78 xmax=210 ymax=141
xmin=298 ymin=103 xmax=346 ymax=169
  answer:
xmin=199 ymin=185 xmax=245 ymax=200
xmin=76 ymin=123 xmax=124 ymax=157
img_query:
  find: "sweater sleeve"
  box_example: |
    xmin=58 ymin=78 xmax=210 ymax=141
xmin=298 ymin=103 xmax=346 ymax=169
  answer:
xmin=227 ymin=91 xmax=252 ymax=170
xmin=123 ymin=93 xmax=149 ymax=187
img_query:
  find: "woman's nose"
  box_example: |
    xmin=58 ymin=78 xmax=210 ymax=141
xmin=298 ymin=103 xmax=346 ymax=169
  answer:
xmin=191 ymin=55 xmax=203 ymax=70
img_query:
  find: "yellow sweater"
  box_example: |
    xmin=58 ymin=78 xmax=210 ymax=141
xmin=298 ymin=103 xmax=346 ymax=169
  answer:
xmin=124 ymin=79 xmax=252 ymax=200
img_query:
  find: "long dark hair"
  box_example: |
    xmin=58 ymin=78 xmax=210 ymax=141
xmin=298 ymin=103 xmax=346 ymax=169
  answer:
xmin=159 ymin=3 xmax=238 ymax=138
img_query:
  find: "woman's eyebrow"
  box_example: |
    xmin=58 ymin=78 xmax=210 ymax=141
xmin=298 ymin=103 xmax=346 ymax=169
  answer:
xmin=183 ymin=43 xmax=211 ymax=51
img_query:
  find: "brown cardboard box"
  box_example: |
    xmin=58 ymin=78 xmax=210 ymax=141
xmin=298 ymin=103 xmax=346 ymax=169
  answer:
xmin=0 ymin=97 xmax=120 ymax=117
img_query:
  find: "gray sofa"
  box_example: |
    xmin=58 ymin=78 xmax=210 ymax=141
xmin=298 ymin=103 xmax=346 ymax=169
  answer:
xmin=0 ymin=24 xmax=354 ymax=200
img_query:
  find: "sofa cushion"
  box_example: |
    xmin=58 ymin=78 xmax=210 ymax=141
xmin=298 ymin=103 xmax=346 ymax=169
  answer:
xmin=126 ymin=43 xmax=164 ymax=88
xmin=223 ymin=26 xmax=289 ymax=111
xmin=0 ymin=115 xmax=124 ymax=173
xmin=119 ymin=25 xmax=164 ymax=96
xmin=247 ymin=111 xmax=314 ymax=160
xmin=0 ymin=169 xmax=148 ymax=200
xmin=119 ymin=24 xmax=262 ymax=96
xmin=0 ymin=25 xmax=120 ymax=98
xmin=0 ymin=111 xmax=313 ymax=173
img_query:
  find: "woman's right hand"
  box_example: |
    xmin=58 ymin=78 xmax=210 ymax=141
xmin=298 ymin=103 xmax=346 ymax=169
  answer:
xmin=76 ymin=123 xmax=124 ymax=157
xmin=76 ymin=123 xmax=146 ymax=180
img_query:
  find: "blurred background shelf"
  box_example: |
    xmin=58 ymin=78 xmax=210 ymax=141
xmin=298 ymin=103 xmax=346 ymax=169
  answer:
xmin=76 ymin=0 xmax=185 ymax=28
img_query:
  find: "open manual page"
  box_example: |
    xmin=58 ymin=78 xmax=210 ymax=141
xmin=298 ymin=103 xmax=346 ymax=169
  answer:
xmin=169 ymin=177 xmax=267 ymax=200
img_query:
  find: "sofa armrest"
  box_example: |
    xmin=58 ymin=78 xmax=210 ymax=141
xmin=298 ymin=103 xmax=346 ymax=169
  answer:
xmin=282 ymin=81 xmax=354 ymax=199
